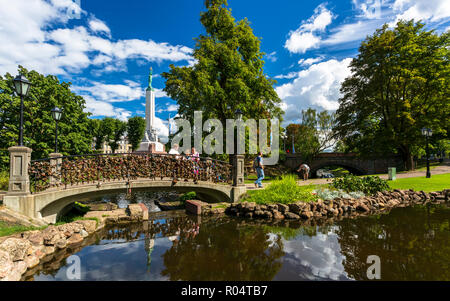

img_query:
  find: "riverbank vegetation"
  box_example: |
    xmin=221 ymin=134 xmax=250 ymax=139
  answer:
xmin=242 ymin=175 xmax=318 ymax=205
xmin=0 ymin=170 xmax=8 ymax=191
xmin=0 ymin=221 xmax=46 ymax=237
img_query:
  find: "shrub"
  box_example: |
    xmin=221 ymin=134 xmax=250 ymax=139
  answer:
xmin=242 ymin=175 xmax=318 ymax=204
xmin=180 ymin=191 xmax=197 ymax=202
xmin=331 ymin=174 xmax=389 ymax=195
xmin=0 ymin=170 xmax=8 ymax=191
xmin=314 ymin=187 xmax=365 ymax=200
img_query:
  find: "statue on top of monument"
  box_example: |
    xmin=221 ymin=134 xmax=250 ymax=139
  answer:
xmin=147 ymin=67 xmax=154 ymax=91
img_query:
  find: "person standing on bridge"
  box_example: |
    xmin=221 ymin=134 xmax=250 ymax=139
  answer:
xmin=297 ymin=163 xmax=310 ymax=181
xmin=253 ymin=152 xmax=264 ymax=188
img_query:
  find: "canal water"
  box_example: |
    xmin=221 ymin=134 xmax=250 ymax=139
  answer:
xmin=28 ymin=191 xmax=450 ymax=281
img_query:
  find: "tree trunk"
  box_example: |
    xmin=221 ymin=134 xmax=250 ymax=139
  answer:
xmin=400 ymin=145 xmax=414 ymax=171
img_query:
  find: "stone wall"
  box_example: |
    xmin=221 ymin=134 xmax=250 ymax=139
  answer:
xmin=0 ymin=203 xmax=149 ymax=281
xmin=284 ymin=153 xmax=404 ymax=175
xmin=226 ymin=189 xmax=450 ymax=221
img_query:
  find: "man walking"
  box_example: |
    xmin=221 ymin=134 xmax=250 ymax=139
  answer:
xmin=254 ymin=152 xmax=264 ymax=188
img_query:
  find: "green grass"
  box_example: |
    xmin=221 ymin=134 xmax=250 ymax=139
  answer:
xmin=241 ymin=174 xmax=318 ymax=205
xmin=0 ymin=221 xmax=46 ymax=237
xmin=388 ymin=173 xmax=450 ymax=192
xmin=397 ymin=161 xmax=442 ymax=173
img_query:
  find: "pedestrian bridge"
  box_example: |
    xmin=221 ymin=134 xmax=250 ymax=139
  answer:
xmin=3 ymin=151 xmax=246 ymax=224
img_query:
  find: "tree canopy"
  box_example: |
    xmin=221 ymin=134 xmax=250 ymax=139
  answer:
xmin=286 ymin=109 xmax=336 ymax=161
xmin=0 ymin=66 xmax=93 ymax=166
xmin=334 ymin=20 xmax=449 ymax=170
xmin=162 ymin=0 xmax=283 ymax=125
xmin=127 ymin=116 xmax=146 ymax=151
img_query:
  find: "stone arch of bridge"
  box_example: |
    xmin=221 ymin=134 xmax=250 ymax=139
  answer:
xmin=36 ymin=181 xmax=233 ymax=224
xmin=309 ymin=160 xmax=367 ymax=177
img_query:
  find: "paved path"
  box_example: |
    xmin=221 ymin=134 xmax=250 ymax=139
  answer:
xmin=246 ymin=162 xmax=450 ymax=189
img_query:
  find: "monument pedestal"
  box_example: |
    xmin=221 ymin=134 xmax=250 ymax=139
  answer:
xmin=136 ymin=141 xmax=166 ymax=154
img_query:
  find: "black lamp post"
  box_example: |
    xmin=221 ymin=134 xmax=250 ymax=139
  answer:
xmin=13 ymin=75 xmax=31 ymax=146
xmin=281 ymin=131 xmax=287 ymax=152
xmin=51 ymin=107 xmax=63 ymax=153
xmin=421 ymin=127 xmax=433 ymax=178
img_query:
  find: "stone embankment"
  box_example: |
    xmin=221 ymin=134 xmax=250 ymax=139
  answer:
xmin=226 ymin=189 xmax=450 ymax=220
xmin=0 ymin=203 xmax=149 ymax=281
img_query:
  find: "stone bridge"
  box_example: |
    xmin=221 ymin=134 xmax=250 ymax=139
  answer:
xmin=284 ymin=153 xmax=404 ymax=176
xmin=3 ymin=147 xmax=246 ymax=224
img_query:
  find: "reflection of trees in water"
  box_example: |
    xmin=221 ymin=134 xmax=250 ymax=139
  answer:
xmin=336 ymin=204 xmax=450 ymax=281
xmin=160 ymin=219 xmax=285 ymax=281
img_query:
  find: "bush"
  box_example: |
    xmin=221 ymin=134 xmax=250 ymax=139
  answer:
xmin=314 ymin=187 xmax=365 ymax=201
xmin=331 ymin=174 xmax=389 ymax=195
xmin=0 ymin=170 xmax=8 ymax=191
xmin=242 ymin=175 xmax=318 ymax=204
xmin=180 ymin=191 xmax=197 ymax=202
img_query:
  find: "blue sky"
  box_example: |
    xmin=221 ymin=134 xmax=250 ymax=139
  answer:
xmin=1 ymin=0 xmax=449 ymax=142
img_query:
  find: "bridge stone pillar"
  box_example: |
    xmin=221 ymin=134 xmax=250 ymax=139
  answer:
xmin=3 ymin=146 xmax=36 ymax=219
xmin=232 ymin=155 xmax=245 ymax=187
xmin=49 ymin=153 xmax=62 ymax=187
xmin=231 ymin=155 xmax=246 ymax=203
xmin=7 ymin=146 xmax=32 ymax=195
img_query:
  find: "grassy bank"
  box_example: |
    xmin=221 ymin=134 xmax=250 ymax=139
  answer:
xmin=0 ymin=221 xmax=46 ymax=237
xmin=242 ymin=175 xmax=318 ymax=205
xmin=388 ymin=173 xmax=450 ymax=192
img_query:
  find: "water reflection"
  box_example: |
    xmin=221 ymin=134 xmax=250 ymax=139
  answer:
xmin=29 ymin=203 xmax=450 ymax=281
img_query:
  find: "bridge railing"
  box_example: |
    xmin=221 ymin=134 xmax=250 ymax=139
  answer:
xmin=29 ymin=153 xmax=232 ymax=193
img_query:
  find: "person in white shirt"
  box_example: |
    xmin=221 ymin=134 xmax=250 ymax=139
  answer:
xmin=168 ymin=143 xmax=180 ymax=155
xmin=297 ymin=163 xmax=310 ymax=181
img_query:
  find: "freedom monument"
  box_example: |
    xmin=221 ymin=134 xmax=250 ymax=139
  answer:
xmin=137 ymin=67 xmax=165 ymax=153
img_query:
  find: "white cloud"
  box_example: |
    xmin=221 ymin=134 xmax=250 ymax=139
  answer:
xmin=156 ymin=104 xmax=178 ymax=113
xmin=73 ymin=80 xmax=143 ymax=103
xmin=274 ymin=71 xmax=299 ymax=79
xmin=83 ymin=96 xmax=131 ymax=121
xmin=266 ymin=51 xmax=278 ymax=62
xmin=89 ymin=18 xmax=111 ymax=36
xmin=0 ymin=0 xmax=193 ymax=76
xmin=298 ymin=56 xmax=324 ymax=66
xmin=392 ymin=0 xmax=450 ymax=23
xmin=322 ymin=19 xmax=385 ymax=46
xmin=285 ymin=0 xmax=450 ymax=54
xmin=276 ymin=58 xmax=352 ymax=124
xmin=285 ymin=4 xmax=334 ymax=54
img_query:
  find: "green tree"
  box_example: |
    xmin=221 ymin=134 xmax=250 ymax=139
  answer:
xmin=0 ymin=66 xmax=93 ymax=164
xmin=162 ymin=0 xmax=282 ymax=132
xmin=286 ymin=109 xmax=336 ymax=161
xmin=88 ymin=119 xmax=104 ymax=151
xmin=334 ymin=20 xmax=450 ymax=170
xmin=102 ymin=118 xmax=127 ymax=154
xmin=127 ymin=116 xmax=146 ymax=151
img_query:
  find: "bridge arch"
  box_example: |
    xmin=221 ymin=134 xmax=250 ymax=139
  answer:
xmin=309 ymin=161 xmax=367 ymax=177
xmin=36 ymin=180 xmax=234 ymax=224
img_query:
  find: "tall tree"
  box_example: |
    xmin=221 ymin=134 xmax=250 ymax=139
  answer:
xmin=334 ymin=20 xmax=449 ymax=170
xmin=0 ymin=66 xmax=93 ymax=164
xmin=88 ymin=119 xmax=104 ymax=151
xmin=286 ymin=109 xmax=336 ymax=161
xmin=102 ymin=118 xmax=127 ymax=154
xmin=162 ymin=0 xmax=282 ymax=127
xmin=127 ymin=116 xmax=146 ymax=151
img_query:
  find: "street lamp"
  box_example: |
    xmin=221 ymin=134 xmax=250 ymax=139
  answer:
xmin=421 ymin=127 xmax=433 ymax=178
xmin=280 ymin=131 xmax=287 ymax=152
xmin=234 ymin=109 xmax=243 ymax=121
xmin=13 ymin=75 xmax=31 ymax=146
xmin=51 ymin=107 xmax=63 ymax=153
